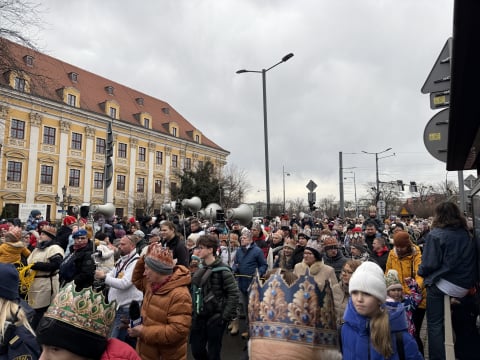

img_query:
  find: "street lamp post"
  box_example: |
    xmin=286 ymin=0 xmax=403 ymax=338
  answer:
xmin=344 ymin=171 xmax=358 ymax=218
xmin=236 ymin=53 xmax=294 ymax=216
xmin=55 ymin=185 xmax=72 ymax=217
xmin=361 ymin=148 xmax=394 ymax=202
xmin=282 ymin=165 xmax=291 ymax=214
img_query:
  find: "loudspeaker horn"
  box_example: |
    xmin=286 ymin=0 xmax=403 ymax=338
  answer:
xmin=162 ymin=201 xmax=175 ymax=213
xmin=181 ymin=196 xmax=202 ymax=212
xmin=90 ymin=203 xmax=115 ymax=217
xmin=199 ymin=203 xmax=222 ymax=219
xmin=226 ymin=204 xmax=253 ymax=226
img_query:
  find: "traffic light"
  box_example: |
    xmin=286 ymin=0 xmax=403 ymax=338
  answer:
xmin=106 ymin=121 xmax=113 ymax=158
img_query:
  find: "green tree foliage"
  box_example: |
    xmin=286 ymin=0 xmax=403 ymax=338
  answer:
xmin=173 ymin=161 xmax=221 ymax=210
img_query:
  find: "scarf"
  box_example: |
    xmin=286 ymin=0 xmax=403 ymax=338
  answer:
xmin=151 ymin=275 xmax=171 ymax=293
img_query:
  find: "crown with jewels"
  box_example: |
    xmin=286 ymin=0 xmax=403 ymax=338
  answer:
xmin=44 ymin=283 xmax=117 ymax=338
xmin=248 ymin=269 xmax=338 ymax=354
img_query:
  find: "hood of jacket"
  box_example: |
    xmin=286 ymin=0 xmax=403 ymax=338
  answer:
xmin=154 ymin=265 xmax=191 ymax=295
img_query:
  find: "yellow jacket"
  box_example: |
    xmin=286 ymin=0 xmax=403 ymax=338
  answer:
xmin=385 ymin=244 xmax=426 ymax=308
xmin=0 ymin=241 xmax=30 ymax=264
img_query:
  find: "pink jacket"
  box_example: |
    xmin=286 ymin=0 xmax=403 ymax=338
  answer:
xmin=101 ymin=338 xmax=141 ymax=360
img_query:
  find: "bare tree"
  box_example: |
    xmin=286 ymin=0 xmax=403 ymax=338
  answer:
xmin=219 ymin=164 xmax=251 ymax=209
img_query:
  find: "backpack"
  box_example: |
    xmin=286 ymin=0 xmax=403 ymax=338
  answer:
xmin=0 ymin=307 xmax=41 ymax=360
xmin=191 ymin=266 xmax=231 ymax=317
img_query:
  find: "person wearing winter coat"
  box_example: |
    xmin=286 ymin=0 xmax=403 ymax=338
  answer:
xmin=332 ymin=259 xmax=362 ymax=325
xmin=36 ymin=283 xmax=140 ymax=360
xmin=59 ymin=229 xmax=95 ymax=290
xmin=0 ymin=263 xmax=40 ymax=360
xmin=160 ymin=221 xmax=189 ymax=267
xmin=27 ymin=226 xmax=64 ymax=329
xmin=130 ymin=244 xmax=192 ymax=360
xmin=25 ymin=210 xmax=42 ymax=231
xmin=322 ymin=236 xmax=347 ymax=280
xmin=0 ymin=226 xmax=30 ymax=264
xmin=55 ymin=215 xmax=77 ymax=251
xmin=418 ymin=201 xmax=477 ymax=360
xmin=385 ymin=230 xmax=426 ymax=355
xmin=231 ymin=231 xmax=267 ymax=338
xmin=341 ymin=262 xmax=422 ymax=360
xmin=293 ymin=242 xmax=339 ymax=291
xmin=190 ymin=235 xmax=239 ymax=360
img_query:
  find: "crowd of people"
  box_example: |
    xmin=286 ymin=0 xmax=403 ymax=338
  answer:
xmin=0 ymin=201 xmax=477 ymax=359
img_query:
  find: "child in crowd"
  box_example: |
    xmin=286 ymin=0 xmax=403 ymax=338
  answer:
xmin=341 ymin=262 xmax=422 ymax=359
xmin=385 ymin=269 xmax=422 ymax=336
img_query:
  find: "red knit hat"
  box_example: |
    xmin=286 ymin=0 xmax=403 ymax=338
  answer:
xmin=63 ymin=216 xmax=77 ymax=226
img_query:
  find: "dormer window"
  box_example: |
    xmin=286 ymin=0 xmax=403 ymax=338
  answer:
xmin=69 ymin=72 xmax=78 ymax=82
xmin=105 ymin=85 xmax=114 ymax=95
xmin=14 ymin=77 xmax=26 ymax=92
xmin=136 ymin=97 xmax=144 ymax=106
xmin=110 ymin=107 xmax=117 ymax=119
xmin=172 ymin=127 xmax=177 ymax=137
xmin=162 ymin=107 xmax=170 ymax=114
xmin=195 ymin=134 xmax=200 ymax=143
xmin=144 ymin=118 xmax=150 ymax=129
xmin=23 ymin=55 xmax=34 ymax=66
xmin=67 ymin=94 xmax=76 ymax=106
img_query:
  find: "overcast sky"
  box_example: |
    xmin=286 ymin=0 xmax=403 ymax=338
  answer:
xmin=32 ymin=0 xmax=471 ymax=205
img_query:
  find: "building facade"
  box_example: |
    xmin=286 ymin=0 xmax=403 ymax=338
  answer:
xmin=0 ymin=38 xmax=229 ymax=221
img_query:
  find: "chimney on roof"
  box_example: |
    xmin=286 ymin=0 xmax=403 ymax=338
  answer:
xmin=136 ymin=97 xmax=144 ymax=106
xmin=105 ymin=85 xmax=114 ymax=95
xmin=162 ymin=107 xmax=170 ymax=114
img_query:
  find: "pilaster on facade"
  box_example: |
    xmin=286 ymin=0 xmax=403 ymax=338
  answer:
xmin=85 ymin=126 xmax=96 ymax=139
xmin=128 ymin=139 xmax=138 ymax=216
xmin=26 ymin=123 xmax=40 ymax=204
xmin=83 ymin=131 xmax=94 ymax=204
xmin=29 ymin=111 xmax=42 ymax=127
xmin=59 ymin=120 xmax=71 ymax=133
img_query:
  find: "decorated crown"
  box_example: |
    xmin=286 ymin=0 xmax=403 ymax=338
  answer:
xmin=44 ymin=283 xmax=117 ymax=338
xmin=248 ymin=269 xmax=338 ymax=355
xmin=147 ymin=243 xmax=175 ymax=266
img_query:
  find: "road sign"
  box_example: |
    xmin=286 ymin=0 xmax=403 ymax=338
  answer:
xmin=377 ymin=200 xmax=386 ymax=216
xmin=421 ymin=38 xmax=452 ymax=94
xmin=423 ymin=108 xmax=448 ymax=163
xmin=306 ymin=180 xmax=317 ymax=192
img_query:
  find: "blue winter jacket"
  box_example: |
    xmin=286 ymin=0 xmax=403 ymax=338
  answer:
xmin=232 ymin=242 xmax=267 ymax=294
xmin=418 ymin=226 xmax=475 ymax=289
xmin=341 ymin=298 xmax=423 ymax=360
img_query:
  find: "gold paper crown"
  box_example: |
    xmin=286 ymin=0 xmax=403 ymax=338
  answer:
xmin=147 ymin=243 xmax=174 ymax=266
xmin=44 ymin=283 xmax=117 ymax=338
xmin=248 ymin=269 xmax=338 ymax=350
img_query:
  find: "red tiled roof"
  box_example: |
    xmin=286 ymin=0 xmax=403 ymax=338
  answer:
xmin=0 ymin=38 xmax=227 ymax=153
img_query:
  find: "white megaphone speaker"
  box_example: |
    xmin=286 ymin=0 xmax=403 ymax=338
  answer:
xmin=181 ymin=196 xmax=202 ymax=212
xmin=200 ymin=203 xmax=222 ymax=219
xmin=162 ymin=201 xmax=175 ymax=213
xmin=226 ymin=204 xmax=253 ymax=226
xmin=299 ymin=211 xmax=306 ymax=220
xmin=90 ymin=203 xmax=115 ymax=217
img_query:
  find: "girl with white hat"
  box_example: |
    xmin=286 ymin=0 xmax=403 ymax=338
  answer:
xmin=340 ymin=261 xmax=422 ymax=359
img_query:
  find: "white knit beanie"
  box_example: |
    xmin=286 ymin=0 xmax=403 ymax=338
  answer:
xmin=349 ymin=261 xmax=387 ymax=302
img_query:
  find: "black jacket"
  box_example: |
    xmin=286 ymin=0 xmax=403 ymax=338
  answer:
xmin=192 ymin=257 xmax=239 ymax=322
xmin=163 ymin=235 xmax=189 ymax=267
xmin=62 ymin=241 xmax=95 ymax=290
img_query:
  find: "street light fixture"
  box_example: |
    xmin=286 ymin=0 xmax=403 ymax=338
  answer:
xmin=55 ymin=185 xmax=72 ymax=216
xmin=282 ymin=165 xmax=291 ymax=214
xmin=236 ymin=53 xmax=294 ymax=216
xmin=361 ymin=148 xmax=394 ymax=202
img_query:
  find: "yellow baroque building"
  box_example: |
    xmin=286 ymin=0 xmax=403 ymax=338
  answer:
xmin=0 ymin=38 xmax=229 ymax=221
